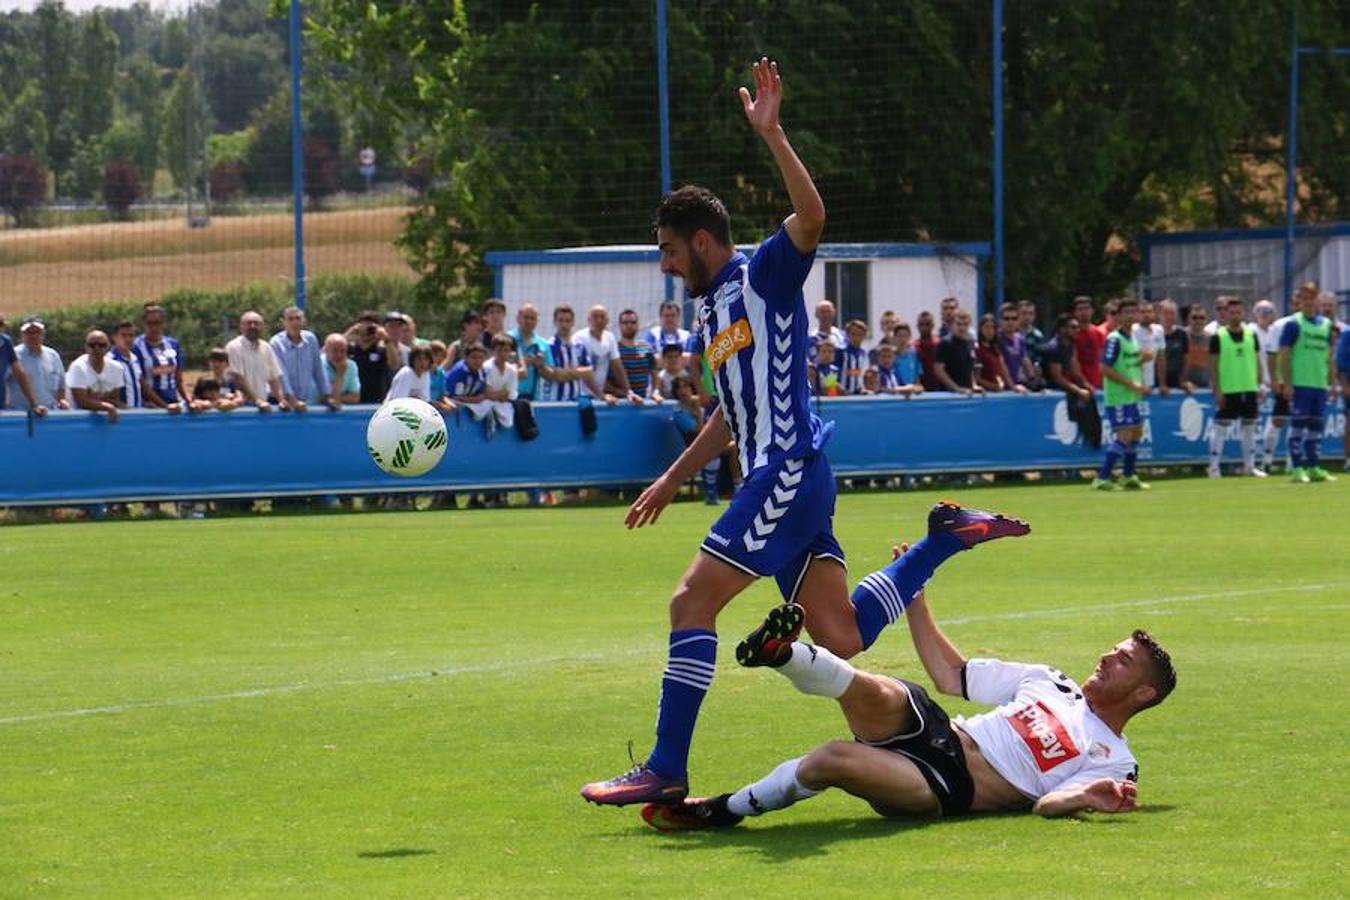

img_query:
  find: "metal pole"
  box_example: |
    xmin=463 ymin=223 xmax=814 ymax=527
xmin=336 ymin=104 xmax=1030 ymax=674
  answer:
xmin=654 ymin=0 xmax=675 ymax=306
xmin=289 ymin=0 xmax=307 ymax=311
xmin=991 ymin=0 xmax=1005 ymax=315
xmin=1283 ymin=17 xmax=1298 ymax=315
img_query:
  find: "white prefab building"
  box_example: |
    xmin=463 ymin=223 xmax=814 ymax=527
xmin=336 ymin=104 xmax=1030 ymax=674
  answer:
xmin=485 ymin=242 xmax=990 ymax=339
xmin=1141 ymin=223 xmax=1349 ymax=315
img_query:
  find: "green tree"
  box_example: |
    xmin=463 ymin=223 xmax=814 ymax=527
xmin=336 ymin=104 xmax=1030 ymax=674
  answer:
xmin=0 ymin=84 xmax=49 ymax=162
xmin=34 ymin=0 xmax=75 ymax=182
xmin=161 ymin=67 xmax=213 ymax=192
xmin=119 ymin=53 xmax=163 ymax=184
xmin=241 ymin=86 xmax=293 ymax=196
xmin=203 ymin=33 xmax=285 ymax=132
xmin=60 ymin=138 xmax=104 ymax=201
xmin=72 ymin=11 xmax=119 ymax=143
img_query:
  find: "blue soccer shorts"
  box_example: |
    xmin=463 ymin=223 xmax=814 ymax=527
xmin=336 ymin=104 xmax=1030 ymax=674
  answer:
xmin=700 ymin=452 xmax=845 ymax=600
xmin=1291 ymin=386 xmax=1328 ymax=422
xmin=1106 ymin=402 xmax=1142 ymax=429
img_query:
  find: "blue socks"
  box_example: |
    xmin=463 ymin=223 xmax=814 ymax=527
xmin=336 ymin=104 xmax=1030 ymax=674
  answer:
xmin=850 ymin=532 xmax=964 ymax=651
xmin=1099 ymin=437 xmax=1126 ymax=479
xmin=1288 ymin=427 xmax=1305 ymax=468
xmin=1303 ymin=420 xmax=1322 ymax=467
xmin=1123 ymin=447 xmax=1137 ymax=477
xmin=646 ymin=629 xmax=717 ymax=780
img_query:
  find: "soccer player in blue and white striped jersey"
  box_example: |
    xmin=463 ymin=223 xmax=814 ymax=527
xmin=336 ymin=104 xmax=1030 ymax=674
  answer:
xmin=581 ymin=59 xmax=1029 ymax=809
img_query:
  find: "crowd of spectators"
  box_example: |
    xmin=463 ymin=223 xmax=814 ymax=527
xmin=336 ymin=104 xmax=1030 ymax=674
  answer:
xmin=2 ymin=288 xmax=1346 ymax=517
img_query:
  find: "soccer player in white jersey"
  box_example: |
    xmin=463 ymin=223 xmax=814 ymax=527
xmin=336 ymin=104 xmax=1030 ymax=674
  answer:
xmin=1253 ymin=299 xmax=1289 ymax=470
xmin=580 ymin=58 xmax=1031 ymax=809
xmin=643 ymin=574 xmax=1174 ymax=829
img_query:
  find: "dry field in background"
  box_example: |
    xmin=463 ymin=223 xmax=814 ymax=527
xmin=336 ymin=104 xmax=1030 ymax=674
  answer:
xmin=0 ymin=207 xmax=412 ymax=313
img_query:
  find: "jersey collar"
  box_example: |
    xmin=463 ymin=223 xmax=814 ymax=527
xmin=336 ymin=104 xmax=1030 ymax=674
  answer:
xmin=697 ymin=251 xmax=748 ymax=304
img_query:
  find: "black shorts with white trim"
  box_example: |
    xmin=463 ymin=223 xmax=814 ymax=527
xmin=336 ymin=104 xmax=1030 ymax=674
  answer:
xmin=855 ymin=678 xmax=975 ymax=816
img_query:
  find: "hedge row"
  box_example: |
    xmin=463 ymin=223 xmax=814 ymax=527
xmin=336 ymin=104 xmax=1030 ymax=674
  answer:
xmin=15 ymin=274 xmax=483 ymax=368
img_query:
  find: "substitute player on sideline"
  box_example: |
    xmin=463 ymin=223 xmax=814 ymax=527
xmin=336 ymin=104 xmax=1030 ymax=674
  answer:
xmin=1279 ymin=282 xmax=1337 ymax=483
xmin=1207 ymin=297 xmax=1266 ymax=478
xmin=643 ymin=556 xmax=1175 ymax=830
xmin=581 ymin=59 xmax=1028 ymax=807
xmin=1093 ymin=298 xmax=1150 ymax=490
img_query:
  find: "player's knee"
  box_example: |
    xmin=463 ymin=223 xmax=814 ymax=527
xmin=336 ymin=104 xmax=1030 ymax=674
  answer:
xmin=798 ymin=740 xmax=863 ymax=789
xmin=669 ymin=577 xmax=721 ymax=629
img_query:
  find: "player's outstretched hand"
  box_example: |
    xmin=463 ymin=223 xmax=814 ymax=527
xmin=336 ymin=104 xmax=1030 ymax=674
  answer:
xmin=1081 ymin=778 xmax=1137 ymax=814
xmin=625 ymin=475 xmax=679 ymax=529
xmin=738 ymin=57 xmax=782 ymax=136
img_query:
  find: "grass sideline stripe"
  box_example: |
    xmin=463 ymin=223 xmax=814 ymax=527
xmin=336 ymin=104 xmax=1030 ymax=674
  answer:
xmin=1 ymin=580 xmax=1341 ymax=728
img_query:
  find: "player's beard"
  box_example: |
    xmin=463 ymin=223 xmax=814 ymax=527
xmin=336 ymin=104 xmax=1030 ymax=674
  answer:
xmin=685 ymin=253 xmax=712 ymax=298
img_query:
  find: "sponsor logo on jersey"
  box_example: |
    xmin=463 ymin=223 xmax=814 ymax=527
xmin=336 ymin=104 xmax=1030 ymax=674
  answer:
xmin=705 ymin=319 xmax=752 ymax=372
xmin=1007 ymin=701 xmax=1080 ymax=772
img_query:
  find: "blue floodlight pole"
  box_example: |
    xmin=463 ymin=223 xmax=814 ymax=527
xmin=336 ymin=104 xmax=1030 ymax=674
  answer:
xmin=991 ymin=0 xmax=1005 ymax=315
xmin=1284 ymin=16 xmax=1300 ymax=316
xmin=1285 ymin=28 xmax=1350 ymax=314
xmin=289 ymin=0 xmax=307 ymax=311
xmin=655 ymin=0 xmax=675 ymax=305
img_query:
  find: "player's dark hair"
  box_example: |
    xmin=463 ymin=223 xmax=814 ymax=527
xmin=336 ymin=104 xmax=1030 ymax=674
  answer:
xmin=1131 ymin=629 xmax=1176 ymax=712
xmin=654 ymin=185 xmax=732 ymax=247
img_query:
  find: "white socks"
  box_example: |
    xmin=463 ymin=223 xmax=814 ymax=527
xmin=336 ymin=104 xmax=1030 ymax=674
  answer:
xmin=1209 ymin=421 xmax=1231 ymax=465
xmin=727 ymin=757 xmax=820 ymax=817
xmin=1240 ymin=422 xmax=1256 ymax=469
xmin=775 ymin=643 xmax=856 ymax=698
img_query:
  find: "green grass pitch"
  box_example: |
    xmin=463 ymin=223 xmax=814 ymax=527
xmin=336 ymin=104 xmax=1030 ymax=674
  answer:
xmin=2 ymin=478 xmax=1347 ymax=897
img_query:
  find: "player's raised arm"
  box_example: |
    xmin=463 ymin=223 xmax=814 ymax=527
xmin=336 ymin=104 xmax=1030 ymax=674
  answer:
xmin=740 ymin=58 xmax=824 ymax=254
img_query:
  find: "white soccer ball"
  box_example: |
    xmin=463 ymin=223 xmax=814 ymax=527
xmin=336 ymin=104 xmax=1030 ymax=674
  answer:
xmin=366 ymin=398 xmax=448 ymax=477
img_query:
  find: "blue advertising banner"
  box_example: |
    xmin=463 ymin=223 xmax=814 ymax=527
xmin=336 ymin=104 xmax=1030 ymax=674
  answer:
xmin=0 ymin=392 xmax=1342 ymax=505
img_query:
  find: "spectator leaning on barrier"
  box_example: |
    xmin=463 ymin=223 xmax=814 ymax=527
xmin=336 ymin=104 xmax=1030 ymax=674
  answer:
xmin=890 ymin=323 xmax=923 ymax=394
xmin=321 ymin=333 xmax=360 ymax=407
xmin=873 ymin=342 xmax=921 ymax=396
xmin=808 ymin=339 xmax=841 ymax=396
xmin=387 ymin=345 xmax=436 ymax=402
xmin=1019 ymin=300 xmax=1046 ymax=374
xmin=429 ymin=340 xmax=448 ymax=400
xmin=226 ymin=311 xmax=288 ymax=412
xmin=346 ymin=310 xmax=401 ymax=403
xmin=132 ymin=304 xmax=188 ymax=412
xmin=976 ymin=313 xmax=1019 ymax=393
xmin=658 ymin=343 xmax=688 ymax=397
xmin=67 ymin=330 xmax=126 ymax=422
xmin=541 ymin=305 xmax=593 ymax=402
xmin=915 ymin=310 xmax=942 ymax=392
xmin=998 ymin=305 xmax=1034 ymax=390
xmin=443 ymin=342 xmax=493 ymax=422
xmin=1044 ymin=314 xmax=1093 ymax=402
xmin=837 ymin=319 xmax=869 ymax=395
xmin=577 ymin=304 xmax=636 ymax=405
xmin=1183 ymin=304 xmax=1212 ymax=388
xmin=670 ymin=374 xmax=720 ymax=506
xmin=110 ymin=320 xmax=146 ymax=410
xmin=508 ymin=303 xmax=553 ymax=401
xmin=1072 ymin=296 xmax=1106 ymax=389
xmin=204 ymin=348 xmax=243 ymax=410
xmin=0 ymin=316 xmax=45 ymax=415
xmin=617 ymin=309 xmax=660 ymax=401
xmin=1158 ymin=299 xmax=1191 ymax=392
xmin=483 ymin=333 xmax=520 ymax=428
xmin=6 ymin=317 xmax=65 ymax=412
xmin=270 ymin=306 xmax=326 ymax=411
xmin=809 ymin=299 xmax=845 ymax=364
xmin=1131 ymin=299 xmax=1168 ymax=396
xmin=935 ymin=309 xmax=981 ymax=395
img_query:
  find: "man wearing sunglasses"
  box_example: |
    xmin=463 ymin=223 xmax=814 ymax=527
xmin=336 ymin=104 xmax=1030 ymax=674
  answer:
xmin=66 ymin=330 xmax=126 ymax=423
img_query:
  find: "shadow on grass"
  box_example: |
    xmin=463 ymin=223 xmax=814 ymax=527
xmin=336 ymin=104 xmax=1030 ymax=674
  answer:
xmin=628 ymin=811 xmax=1026 ymax=860
xmin=357 ymin=848 xmax=436 ymax=859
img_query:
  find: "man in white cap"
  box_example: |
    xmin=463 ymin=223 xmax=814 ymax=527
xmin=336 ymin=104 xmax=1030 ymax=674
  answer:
xmin=5 ymin=317 xmax=65 ymax=413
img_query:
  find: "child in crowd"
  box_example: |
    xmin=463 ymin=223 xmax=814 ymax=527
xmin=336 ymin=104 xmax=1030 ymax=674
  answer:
xmin=429 ymin=340 xmax=448 ymax=401
xmin=483 ymin=334 xmax=520 ymax=429
xmin=203 ymin=347 xmax=242 ymax=410
xmin=891 ymin=323 xmax=923 ymax=391
xmin=839 ymin=319 xmax=870 ymax=395
xmin=657 ymin=343 xmax=689 ymax=397
xmin=670 ymin=375 xmax=720 ymax=505
xmin=808 ymin=340 xmax=841 ymax=396
xmin=386 ymin=346 xmax=436 ymax=402
xmin=872 ymin=342 xmax=922 ymax=396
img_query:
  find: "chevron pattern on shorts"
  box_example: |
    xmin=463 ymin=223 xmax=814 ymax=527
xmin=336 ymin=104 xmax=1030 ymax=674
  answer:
xmin=742 ymin=458 xmax=804 ymax=552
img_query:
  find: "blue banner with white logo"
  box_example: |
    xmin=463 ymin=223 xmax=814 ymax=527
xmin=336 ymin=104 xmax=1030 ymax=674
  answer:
xmin=0 ymin=392 xmax=1342 ymax=504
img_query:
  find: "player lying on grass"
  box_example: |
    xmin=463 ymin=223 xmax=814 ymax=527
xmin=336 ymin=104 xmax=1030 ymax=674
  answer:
xmin=643 ymin=568 xmax=1176 ymax=829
